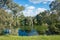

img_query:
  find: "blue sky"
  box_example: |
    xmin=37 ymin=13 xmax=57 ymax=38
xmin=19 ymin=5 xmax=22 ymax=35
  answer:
xmin=13 ymin=0 xmax=54 ymax=16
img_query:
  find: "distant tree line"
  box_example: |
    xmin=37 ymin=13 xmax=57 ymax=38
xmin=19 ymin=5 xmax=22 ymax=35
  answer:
xmin=0 ymin=0 xmax=60 ymax=35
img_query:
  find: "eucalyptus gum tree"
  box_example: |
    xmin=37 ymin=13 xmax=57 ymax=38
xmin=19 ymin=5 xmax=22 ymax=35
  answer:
xmin=6 ymin=0 xmax=24 ymax=35
xmin=0 ymin=0 xmax=25 ymax=35
xmin=0 ymin=9 xmax=13 ymax=35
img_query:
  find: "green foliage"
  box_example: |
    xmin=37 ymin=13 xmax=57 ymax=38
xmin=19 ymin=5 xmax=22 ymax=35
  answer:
xmin=0 ymin=0 xmax=60 ymax=35
xmin=57 ymin=0 xmax=60 ymax=2
xmin=34 ymin=24 xmax=48 ymax=34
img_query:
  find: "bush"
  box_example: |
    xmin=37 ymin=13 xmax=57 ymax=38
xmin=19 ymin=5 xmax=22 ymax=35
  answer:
xmin=34 ymin=23 xmax=48 ymax=35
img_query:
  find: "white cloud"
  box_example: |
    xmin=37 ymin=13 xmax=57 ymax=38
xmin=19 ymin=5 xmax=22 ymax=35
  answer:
xmin=23 ymin=6 xmax=35 ymax=16
xmin=29 ymin=0 xmax=41 ymax=4
xmin=23 ymin=6 xmax=47 ymax=17
xmin=35 ymin=8 xmax=47 ymax=14
xmin=29 ymin=0 xmax=54 ymax=4
xmin=26 ymin=6 xmax=35 ymax=10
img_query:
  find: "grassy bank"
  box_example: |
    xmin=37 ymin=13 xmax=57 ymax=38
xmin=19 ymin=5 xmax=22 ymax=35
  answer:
xmin=0 ymin=35 xmax=60 ymax=40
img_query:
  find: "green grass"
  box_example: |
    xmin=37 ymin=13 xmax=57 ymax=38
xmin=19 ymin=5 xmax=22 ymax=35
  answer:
xmin=0 ymin=35 xmax=60 ymax=40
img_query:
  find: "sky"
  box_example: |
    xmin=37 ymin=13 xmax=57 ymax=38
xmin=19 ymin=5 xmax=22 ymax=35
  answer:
xmin=13 ymin=0 xmax=54 ymax=17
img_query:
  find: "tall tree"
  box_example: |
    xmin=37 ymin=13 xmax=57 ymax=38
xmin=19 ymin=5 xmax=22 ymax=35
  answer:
xmin=0 ymin=9 xmax=13 ymax=35
xmin=0 ymin=0 xmax=12 ymax=8
xmin=49 ymin=1 xmax=60 ymax=34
